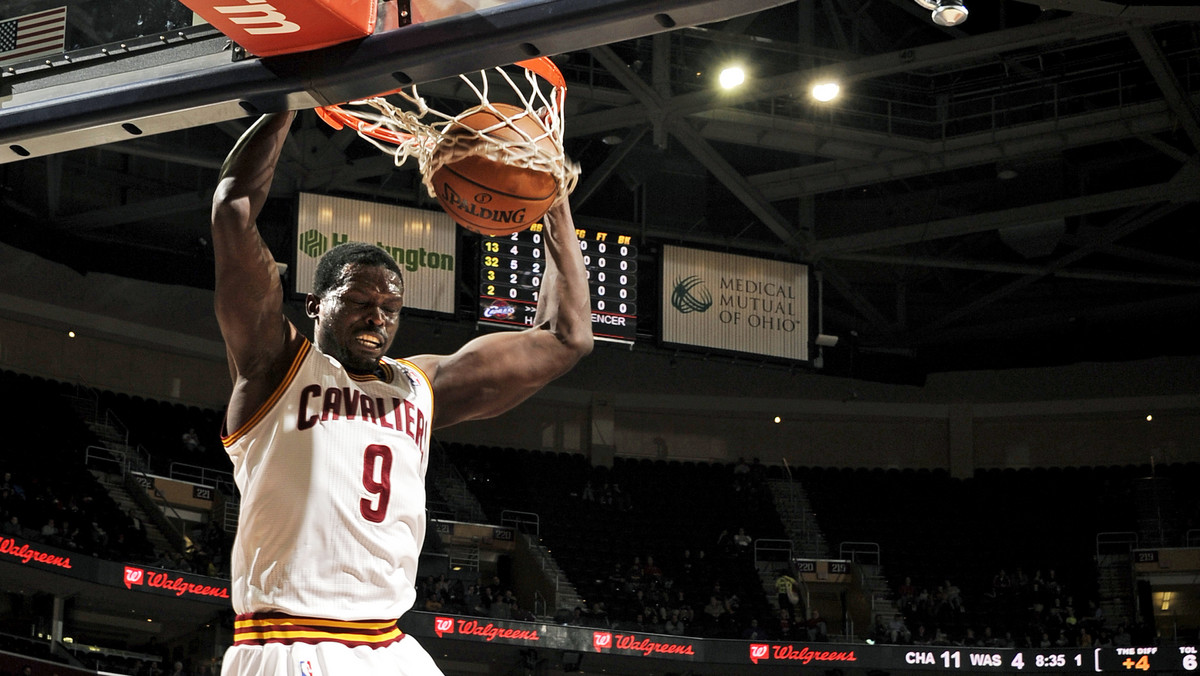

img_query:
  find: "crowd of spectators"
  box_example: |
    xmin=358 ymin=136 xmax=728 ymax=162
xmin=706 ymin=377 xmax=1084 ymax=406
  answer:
xmin=1 ymin=465 xmax=154 ymax=565
xmin=870 ymin=566 xmax=1138 ymax=649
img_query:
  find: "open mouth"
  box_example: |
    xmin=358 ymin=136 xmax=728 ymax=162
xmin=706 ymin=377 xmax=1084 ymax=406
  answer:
xmin=355 ymin=333 xmax=385 ymax=349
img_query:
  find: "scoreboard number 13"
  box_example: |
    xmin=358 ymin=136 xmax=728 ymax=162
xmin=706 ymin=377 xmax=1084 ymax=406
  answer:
xmin=477 ymin=223 xmax=638 ymax=343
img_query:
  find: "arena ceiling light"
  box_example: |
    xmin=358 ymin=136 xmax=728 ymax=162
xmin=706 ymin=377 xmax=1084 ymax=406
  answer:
xmin=810 ymin=81 xmax=841 ymax=102
xmin=718 ymin=65 xmax=746 ymax=89
xmin=913 ymin=0 xmax=968 ymax=26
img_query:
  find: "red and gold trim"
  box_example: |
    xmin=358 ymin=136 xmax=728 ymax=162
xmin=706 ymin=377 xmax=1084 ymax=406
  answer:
xmin=233 ymin=613 xmax=404 ymax=648
xmin=222 ymin=340 xmax=311 ymax=448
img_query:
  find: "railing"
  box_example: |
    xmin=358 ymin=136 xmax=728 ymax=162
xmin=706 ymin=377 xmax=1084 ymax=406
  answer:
xmin=754 ymin=538 xmax=793 ymax=571
xmin=427 ymin=500 xmax=456 ymax=523
xmin=839 ymin=541 xmax=880 ymax=566
xmin=1096 ymin=531 xmax=1138 ymax=557
xmin=83 ymin=445 xmax=124 ymax=475
xmin=169 ymin=461 xmax=235 ymax=495
xmin=120 ymin=469 xmax=189 ymax=553
xmin=502 ymin=510 xmax=540 ymax=536
xmin=522 ymin=533 xmax=570 ymax=611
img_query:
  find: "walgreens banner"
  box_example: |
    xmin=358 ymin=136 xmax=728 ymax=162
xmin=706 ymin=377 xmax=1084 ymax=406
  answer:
xmin=1 ymin=535 xmax=229 ymax=607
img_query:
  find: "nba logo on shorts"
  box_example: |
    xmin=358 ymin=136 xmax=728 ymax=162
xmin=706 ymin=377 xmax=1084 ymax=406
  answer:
xmin=434 ymin=617 xmax=455 ymax=638
xmin=123 ymin=567 xmax=144 ymax=589
xmin=298 ymin=660 xmax=319 ymax=676
xmin=593 ymin=632 xmax=612 ymax=651
xmin=749 ymin=644 xmax=769 ymax=664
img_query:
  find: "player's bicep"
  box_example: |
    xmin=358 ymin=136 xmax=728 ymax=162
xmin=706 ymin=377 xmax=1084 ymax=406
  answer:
xmin=420 ymin=328 xmax=573 ymax=428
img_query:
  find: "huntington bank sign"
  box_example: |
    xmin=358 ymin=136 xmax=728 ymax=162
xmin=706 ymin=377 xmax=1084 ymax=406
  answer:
xmin=294 ymin=193 xmax=457 ymax=314
xmin=662 ymin=246 xmax=809 ymax=362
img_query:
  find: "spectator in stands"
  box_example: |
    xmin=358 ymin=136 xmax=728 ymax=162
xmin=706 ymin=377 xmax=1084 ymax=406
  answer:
xmin=423 ymin=592 xmax=444 ymax=612
xmin=703 ymin=595 xmax=727 ymax=626
xmin=3 ymin=515 xmax=23 ymax=537
xmin=777 ymin=608 xmax=797 ymax=641
xmin=664 ymin=610 xmax=686 ymax=635
xmin=897 ymin=575 xmax=917 ymax=610
xmin=942 ymin=578 xmax=963 ymax=611
xmin=613 ymin=483 xmax=632 ymax=511
xmin=181 ymin=427 xmax=205 ymax=454
xmin=2 ymin=471 xmax=24 ymax=500
xmin=678 ymin=548 xmax=694 ymax=581
xmin=643 ymin=555 xmax=663 ymax=584
xmin=568 ymin=606 xmax=585 ymax=625
xmin=742 ymin=618 xmax=768 ymax=640
xmin=806 ymin=609 xmax=828 ymax=641
xmin=626 ymin=557 xmax=644 ymax=589
xmin=589 ymin=601 xmax=610 ymax=628
xmin=887 ymin=613 xmax=911 ymax=644
xmin=774 ymin=569 xmax=799 ymax=611
xmin=606 ymin=562 xmax=627 ymax=594
xmin=39 ymin=517 xmax=60 ymax=541
xmin=464 ymin=584 xmax=482 ymax=615
xmin=732 ymin=527 xmax=752 ymax=556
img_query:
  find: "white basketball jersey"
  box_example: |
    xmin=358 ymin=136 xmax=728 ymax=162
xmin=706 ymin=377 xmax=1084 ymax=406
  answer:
xmin=223 ymin=339 xmax=433 ymax=620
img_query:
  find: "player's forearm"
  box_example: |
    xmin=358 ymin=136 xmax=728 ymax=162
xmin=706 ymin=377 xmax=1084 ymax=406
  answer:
xmin=534 ymin=202 xmax=594 ymax=357
xmin=213 ymin=111 xmax=296 ymax=235
xmin=211 ymin=112 xmax=296 ymax=364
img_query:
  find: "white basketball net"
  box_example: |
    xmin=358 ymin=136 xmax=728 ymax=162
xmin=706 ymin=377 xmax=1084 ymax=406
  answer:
xmin=317 ymin=62 xmax=580 ymax=204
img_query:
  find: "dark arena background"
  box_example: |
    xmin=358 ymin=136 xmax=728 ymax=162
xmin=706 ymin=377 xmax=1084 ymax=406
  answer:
xmin=2 ymin=0 xmax=1200 ymax=674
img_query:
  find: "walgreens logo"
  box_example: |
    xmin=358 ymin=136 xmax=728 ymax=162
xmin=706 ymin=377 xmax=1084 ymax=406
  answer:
xmin=0 ymin=537 xmax=72 ymax=569
xmin=594 ymin=632 xmax=697 ymax=657
xmin=121 ymin=566 xmax=230 ymax=599
xmin=433 ymin=617 xmax=539 ymax=643
xmin=749 ymin=643 xmax=859 ymax=665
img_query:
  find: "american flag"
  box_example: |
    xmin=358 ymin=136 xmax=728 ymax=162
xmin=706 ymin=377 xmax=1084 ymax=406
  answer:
xmin=0 ymin=6 xmax=68 ymax=66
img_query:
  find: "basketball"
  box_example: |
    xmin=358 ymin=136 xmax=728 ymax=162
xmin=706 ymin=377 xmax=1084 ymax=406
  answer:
xmin=431 ymin=103 xmax=558 ymax=236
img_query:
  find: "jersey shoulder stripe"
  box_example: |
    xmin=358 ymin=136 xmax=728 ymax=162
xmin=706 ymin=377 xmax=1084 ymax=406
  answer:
xmin=222 ymin=339 xmax=311 ymax=448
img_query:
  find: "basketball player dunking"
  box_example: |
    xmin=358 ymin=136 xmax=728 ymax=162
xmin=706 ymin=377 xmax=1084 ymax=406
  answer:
xmin=212 ymin=111 xmax=593 ymax=676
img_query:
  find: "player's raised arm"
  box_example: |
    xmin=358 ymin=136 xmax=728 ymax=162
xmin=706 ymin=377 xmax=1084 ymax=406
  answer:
xmin=210 ymin=112 xmax=303 ymax=422
xmin=413 ymin=198 xmax=594 ymax=428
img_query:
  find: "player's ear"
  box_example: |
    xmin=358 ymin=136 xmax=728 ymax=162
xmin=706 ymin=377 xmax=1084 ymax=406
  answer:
xmin=305 ymin=293 xmax=321 ymax=319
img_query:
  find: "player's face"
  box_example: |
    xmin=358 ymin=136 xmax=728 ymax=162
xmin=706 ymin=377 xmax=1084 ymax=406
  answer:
xmin=310 ymin=263 xmax=404 ymax=373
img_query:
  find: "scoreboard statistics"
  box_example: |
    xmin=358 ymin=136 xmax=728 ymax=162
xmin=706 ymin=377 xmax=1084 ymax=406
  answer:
xmin=478 ymin=222 xmax=638 ymax=343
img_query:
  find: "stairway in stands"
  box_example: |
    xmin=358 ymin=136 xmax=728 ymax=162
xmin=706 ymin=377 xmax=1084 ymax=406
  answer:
xmin=63 ymin=387 xmax=179 ymax=557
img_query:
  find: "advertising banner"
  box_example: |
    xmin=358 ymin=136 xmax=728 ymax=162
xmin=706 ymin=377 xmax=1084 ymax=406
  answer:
xmin=661 ymin=246 xmax=808 ymax=361
xmin=294 ymin=193 xmax=457 ymax=314
xmin=1 ymin=535 xmax=230 ymax=606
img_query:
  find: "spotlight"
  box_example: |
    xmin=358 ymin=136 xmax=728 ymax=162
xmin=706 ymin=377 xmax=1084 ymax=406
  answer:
xmin=811 ymin=81 xmax=840 ymax=102
xmin=913 ymin=0 xmax=968 ymax=26
xmin=933 ymin=0 xmax=968 ymax=26
xmin=719 ymin=65 xmax=746 ymax=89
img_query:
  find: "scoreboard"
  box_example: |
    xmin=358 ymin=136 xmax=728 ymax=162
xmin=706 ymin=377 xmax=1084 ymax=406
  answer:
xmin=477 ymin=222 xmax=638 ymax=343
